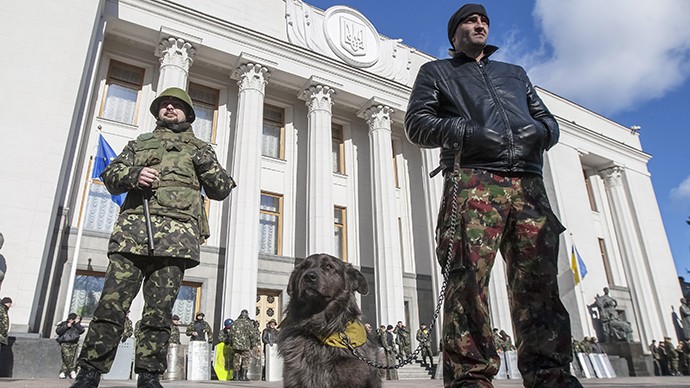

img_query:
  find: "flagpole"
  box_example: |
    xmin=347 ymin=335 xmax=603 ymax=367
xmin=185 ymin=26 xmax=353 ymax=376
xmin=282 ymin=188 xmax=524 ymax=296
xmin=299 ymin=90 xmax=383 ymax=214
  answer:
xmin=570 ymin=234 xmax=595 ymax=338
xmin=61 ymin=131 xmax=100 ymax=320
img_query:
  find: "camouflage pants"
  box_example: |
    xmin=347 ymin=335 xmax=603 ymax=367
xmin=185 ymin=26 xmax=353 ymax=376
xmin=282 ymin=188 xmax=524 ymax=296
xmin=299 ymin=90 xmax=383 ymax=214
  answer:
xmin=78 ymin=253 xmax=186 ymax=374
xmin=60 ymin=343 xmax=79 ymax=374
xmin=233 ymin=349 xmax=251 ymax=371
xmin=437 ymin=168 xmax=581 ymax=388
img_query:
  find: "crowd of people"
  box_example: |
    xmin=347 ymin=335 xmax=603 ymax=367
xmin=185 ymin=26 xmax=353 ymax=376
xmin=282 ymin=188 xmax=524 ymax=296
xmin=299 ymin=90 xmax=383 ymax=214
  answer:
xmin=362 ymin=320 xmax=437 ymax=381
xmin=649 ymin=337 xmax=690 ymax=376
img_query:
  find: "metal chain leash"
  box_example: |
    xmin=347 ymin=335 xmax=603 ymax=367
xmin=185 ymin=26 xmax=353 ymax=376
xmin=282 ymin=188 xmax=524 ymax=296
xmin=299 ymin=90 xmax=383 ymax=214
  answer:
xmin=342 ymin=173 xmax=461 ymax=370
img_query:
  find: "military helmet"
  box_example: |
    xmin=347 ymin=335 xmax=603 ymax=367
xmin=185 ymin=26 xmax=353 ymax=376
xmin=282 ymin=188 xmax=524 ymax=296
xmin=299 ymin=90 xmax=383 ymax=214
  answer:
xmin=224 ymin=318 xmax=234 ymax=327
xmin=150 ymin=87 xmax=196 ymax=123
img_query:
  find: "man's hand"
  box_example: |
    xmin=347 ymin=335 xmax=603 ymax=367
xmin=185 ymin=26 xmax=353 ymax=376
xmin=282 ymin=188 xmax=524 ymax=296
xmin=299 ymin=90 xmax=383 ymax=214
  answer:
xmin=137 ymin=167 xmax=159 ymax=188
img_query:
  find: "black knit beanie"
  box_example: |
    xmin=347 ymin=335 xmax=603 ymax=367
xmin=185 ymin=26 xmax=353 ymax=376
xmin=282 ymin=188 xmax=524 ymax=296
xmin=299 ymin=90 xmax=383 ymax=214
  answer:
xmin=448 ymin=4 xmax=490 ymax=45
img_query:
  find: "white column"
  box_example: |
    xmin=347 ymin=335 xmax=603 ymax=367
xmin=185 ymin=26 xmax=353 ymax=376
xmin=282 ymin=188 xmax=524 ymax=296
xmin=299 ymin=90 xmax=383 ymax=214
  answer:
xmin=303 ymin=85 xmax=336 ymax=256
xmin=420 ymin=148 xmax=444 ymax=345
xmin=599 ymin=166 xmax=663 ymax=344
xmin=156 ymin=37 xmax=196 ymax=90
xmin=362 ymin=105 xmax=405 ymax=325
xmin=223 ymin=63 xmax=269 ymax=319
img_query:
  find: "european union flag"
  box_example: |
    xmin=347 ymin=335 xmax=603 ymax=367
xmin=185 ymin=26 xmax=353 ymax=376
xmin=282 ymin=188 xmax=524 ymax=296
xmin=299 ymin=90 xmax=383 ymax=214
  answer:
xmin=92 ymin=134 xmax=126 ymax=206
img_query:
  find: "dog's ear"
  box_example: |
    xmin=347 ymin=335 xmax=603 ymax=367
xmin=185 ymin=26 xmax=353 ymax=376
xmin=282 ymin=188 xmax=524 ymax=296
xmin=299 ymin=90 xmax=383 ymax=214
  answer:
xmin=287 ymin=259 xmax=306 ymax=296
xmin=346 ymin=265 xmax=369 ymax=295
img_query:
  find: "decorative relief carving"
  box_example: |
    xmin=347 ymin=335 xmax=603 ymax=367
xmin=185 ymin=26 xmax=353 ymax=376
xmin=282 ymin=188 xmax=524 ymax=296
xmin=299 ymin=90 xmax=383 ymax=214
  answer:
xmin=364 ymin=105 xmax=394 ymax=131
xmin=303 ymin=85 xmax=335 ymax=113
xmin=233 ymin=63 xmax=270 ymax=94
xmin=599 ymin=166 xmax=624 ymax=188
xmin=285 ymin=0 xmax=411 ymax=83
xmin=157 ymin=37 xmax=196 ymax=69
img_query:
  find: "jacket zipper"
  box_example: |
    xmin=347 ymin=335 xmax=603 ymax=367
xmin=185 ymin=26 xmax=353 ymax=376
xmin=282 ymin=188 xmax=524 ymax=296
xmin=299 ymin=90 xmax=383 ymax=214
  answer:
xmin=477 ymin=61 xmax=515 ymax=170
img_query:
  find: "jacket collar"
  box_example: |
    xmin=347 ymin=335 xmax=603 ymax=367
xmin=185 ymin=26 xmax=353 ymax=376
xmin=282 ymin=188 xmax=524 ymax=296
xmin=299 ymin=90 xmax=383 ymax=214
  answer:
xmin=452 ymin=44 xmax=499 ymax=63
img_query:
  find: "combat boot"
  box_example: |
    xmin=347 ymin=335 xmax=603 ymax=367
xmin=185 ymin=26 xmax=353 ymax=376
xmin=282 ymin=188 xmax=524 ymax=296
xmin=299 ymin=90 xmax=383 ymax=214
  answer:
xmin=137 ymin=371 xmax=164 ymax=388
xmin=240 ymin=369 xmax=250 ymax=381
xmin=69 ymin=367 xmax=101 ymax=388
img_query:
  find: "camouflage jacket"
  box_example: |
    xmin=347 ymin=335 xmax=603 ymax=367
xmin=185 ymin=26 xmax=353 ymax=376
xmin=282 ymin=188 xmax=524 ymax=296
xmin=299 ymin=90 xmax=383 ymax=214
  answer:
xmin=0 ymin=305 xmax=8 ymax=345
xmin=169 ymin=324 xmax=180 ymax=345
xmin=218 ymin=327 xmax=232 ymax=345
xmin=186 ymin=319 xmax=213 ymax=342
xmin=102 ymin=126 xmax=235 ymax=265
xmin=393 ymin=325 xmax=411 ymax=345
xmin=122 ymin=317 xmax=133 ymax=340
xmin=229 ymin=317 xmax=258 ymax=351
xmin=416 ymin=328 xmax=431 ymax=347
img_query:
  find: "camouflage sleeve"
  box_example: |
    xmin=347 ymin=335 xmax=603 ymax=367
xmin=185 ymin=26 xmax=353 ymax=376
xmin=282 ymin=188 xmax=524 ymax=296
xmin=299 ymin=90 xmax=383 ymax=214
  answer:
xmin=122 ymin=318 xmax=133 ymax=338
xmin=205 ymin=322 xmax=213 ymax=341
xmin=101 ymin=140 xmax=143 ymax=196
xmin=194 ymin=145 xmax=235 ymax=201
xmin=0 ymin=310 xmax=8 ymax=343
xmin=185 ymin=322 xmax=194 ymax=336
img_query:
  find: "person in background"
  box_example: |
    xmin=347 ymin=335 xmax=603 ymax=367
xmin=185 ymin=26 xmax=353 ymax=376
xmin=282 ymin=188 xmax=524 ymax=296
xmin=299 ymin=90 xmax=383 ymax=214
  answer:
xmin=168 ymin=315 xmax=181 ymax=346
xmin=261 ymin=319 xmax=278 ymax=380
xmin=56 ymin=313 xmax=86 ymax=379
xmin=186 ymin=312 xmax=213 ymax=342
xmin=0 ymin=297 xmax=12 ymax=359
xmin=416 ymin=323 xmax=434 ymax=368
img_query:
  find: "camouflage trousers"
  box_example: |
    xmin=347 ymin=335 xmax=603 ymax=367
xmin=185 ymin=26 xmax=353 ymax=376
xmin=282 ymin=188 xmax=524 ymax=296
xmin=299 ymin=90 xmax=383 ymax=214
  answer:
xmin=60 ymin=342 xmax=79 ymax=374
xmin=232 ymin=349 xmax=251 ymax=371
xmin=437 ymin=168 xmax=581 ymax=388
xmin=78 ymin=252 xmax=186 ymax=374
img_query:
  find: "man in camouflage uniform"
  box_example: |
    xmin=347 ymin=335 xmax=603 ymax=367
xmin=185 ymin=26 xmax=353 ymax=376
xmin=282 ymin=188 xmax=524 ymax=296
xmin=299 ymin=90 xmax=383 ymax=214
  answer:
xmin=0 ymin=297 xmax=11 ymax=350
xmin=405 ymin=4 xmax=581 ymax=387
xmin=56 ymin=313 xmax=86 ymax=379
xmin=217 ymin=318 xmax=235 ymax=374
xmin=168 ymin=315 xmax=181 ymax=345
xmin=416 ymin=323 xmax=434 ymax=368
xmin=229 ymin=310 xmax=259 ymax=381
xmin=394 ymin=321 xmax=411 ymax=360
xmin=122 ymin=311 xmax=133 ymax=343
xmin=185 ymin=312 xmax=213 ymax=342
xmin=71 ymin=87 xmax=235 ymax=388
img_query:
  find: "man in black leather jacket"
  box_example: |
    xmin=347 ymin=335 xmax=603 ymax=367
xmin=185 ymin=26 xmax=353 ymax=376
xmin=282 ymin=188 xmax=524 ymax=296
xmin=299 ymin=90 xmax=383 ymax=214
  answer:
xmin=405 ymin=4 xmax=581 ymax=388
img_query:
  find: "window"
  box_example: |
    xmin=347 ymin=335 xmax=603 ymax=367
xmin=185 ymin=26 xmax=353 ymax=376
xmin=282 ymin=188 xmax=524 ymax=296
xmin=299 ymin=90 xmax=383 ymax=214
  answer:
xmin=69 ymin=270 xmax=106 ymax=320
xmin=332 ymin=124 xmax=345 ymax=174
xmin=83 ymin=181 xmax=121 ymax=233
xmin=584 ymin=171 xmax=598 ymax=212
xmin=259 ymin=192 xmax=283 ymax=255
xmin=188 ymin=83 xmax=219 ymax=143
xmin=262 ymin=105 xmax=284 ymax=159
xmin=334 ymin=206 xmax=347 ymax=261
xmin=599 ymin=238 xmax=614 ymax=285
xmin=99 ymin=60 xmax=144 ymax=125
xmin=172 ymin=281 xmax=202 ymax=325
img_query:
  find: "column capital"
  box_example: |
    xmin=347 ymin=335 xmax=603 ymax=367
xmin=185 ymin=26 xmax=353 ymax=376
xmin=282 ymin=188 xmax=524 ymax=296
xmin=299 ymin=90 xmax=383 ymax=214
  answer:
xmin=156 ymin=37 xmax=197 ymax=70
xmin=303 ymin=85 xmax=335 ymax=114
xmin=232 ymin=63 xmax=270 ymax=94
xmin=599 ymin=165 xmax=624 ymax=188
xmin=362 ymin=105 xmax=394 ymax=132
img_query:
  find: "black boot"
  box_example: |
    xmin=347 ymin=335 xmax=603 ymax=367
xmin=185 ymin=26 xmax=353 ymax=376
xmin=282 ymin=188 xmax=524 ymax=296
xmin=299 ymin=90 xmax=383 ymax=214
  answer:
xmin=137 ymin=371 xmax=164 ymax=388
xmin=240 ymin=369 xmax=250 ymax=381
xmin=69 ymin=367 xmax=101 ymax=388
xmin=232 ymin=370 xmax=239 ymax=381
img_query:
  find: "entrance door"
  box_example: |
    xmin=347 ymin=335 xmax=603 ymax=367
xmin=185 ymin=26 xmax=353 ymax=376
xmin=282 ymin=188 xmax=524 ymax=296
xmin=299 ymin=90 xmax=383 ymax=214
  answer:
xmin=256 ymin=289 xmax=281 ymax=329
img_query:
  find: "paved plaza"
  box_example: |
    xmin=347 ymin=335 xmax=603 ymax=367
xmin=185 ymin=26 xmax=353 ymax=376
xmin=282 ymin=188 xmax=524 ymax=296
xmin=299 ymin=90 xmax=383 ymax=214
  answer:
xmin=1 ymin=377 xmax=690 ymax=388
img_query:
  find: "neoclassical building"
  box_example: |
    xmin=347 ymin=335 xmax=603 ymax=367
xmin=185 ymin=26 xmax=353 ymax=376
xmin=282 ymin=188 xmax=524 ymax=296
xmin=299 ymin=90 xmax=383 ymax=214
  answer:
xmin=0 ymin=0 xmax=681 ymax=355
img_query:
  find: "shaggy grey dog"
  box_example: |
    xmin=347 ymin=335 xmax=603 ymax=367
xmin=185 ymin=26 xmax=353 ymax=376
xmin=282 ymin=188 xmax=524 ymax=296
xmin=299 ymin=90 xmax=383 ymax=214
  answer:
xmin=278 ymin=253 xmax=383 ymax=388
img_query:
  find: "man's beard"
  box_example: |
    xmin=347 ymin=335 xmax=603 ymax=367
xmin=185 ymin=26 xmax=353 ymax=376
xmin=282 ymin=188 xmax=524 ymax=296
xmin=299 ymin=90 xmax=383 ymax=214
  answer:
xmin=161 ymin=116 xmax=180 ymax=124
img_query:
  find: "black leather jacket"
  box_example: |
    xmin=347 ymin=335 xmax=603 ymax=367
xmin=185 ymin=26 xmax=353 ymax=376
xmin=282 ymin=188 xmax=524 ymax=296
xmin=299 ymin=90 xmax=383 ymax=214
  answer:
xmin=404 ymin=46 xmax=559 ymax=176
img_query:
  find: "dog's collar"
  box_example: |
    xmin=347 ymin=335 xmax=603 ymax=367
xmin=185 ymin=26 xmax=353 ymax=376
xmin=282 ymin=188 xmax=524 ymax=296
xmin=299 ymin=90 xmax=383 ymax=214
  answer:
xmin=319 ymin=321 xmax=367 ymax=349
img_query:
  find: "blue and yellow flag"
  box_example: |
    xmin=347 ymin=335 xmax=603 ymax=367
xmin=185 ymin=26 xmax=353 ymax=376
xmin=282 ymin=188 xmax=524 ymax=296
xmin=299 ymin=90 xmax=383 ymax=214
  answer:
xmin=571 ymin=245 xmax=588 ymax=285
xmin=92 ymin=134 xmax=126 ymax=206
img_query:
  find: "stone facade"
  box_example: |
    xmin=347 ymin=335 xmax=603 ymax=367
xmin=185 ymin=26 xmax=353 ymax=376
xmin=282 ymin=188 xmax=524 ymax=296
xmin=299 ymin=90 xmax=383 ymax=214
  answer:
xmin=0 ymin=0 xmax=681 ymax=357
